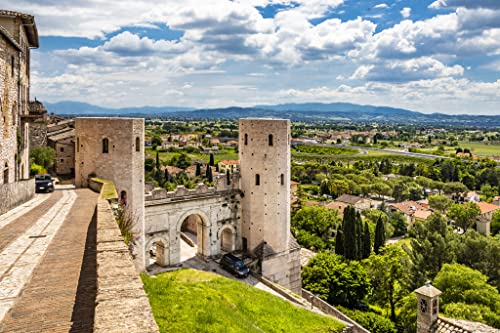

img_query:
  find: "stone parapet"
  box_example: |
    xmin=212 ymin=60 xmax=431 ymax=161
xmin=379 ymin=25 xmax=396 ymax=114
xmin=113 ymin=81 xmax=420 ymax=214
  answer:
xmin=0 ymin=179 xmax=34 ymax=215
xmin=94 ymin=194 xmax=158 ymax=332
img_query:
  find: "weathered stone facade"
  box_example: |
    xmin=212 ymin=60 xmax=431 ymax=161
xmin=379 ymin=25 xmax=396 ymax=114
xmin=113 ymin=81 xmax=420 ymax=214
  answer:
xmin=75 ymin=117 xmax=146 ymax=268
xmin=0 ymin=178 xmax=34 ymax=215
xmin=0 ymin=11 xmax=38 ymax=185
xmin=239 ymin=118 xmax=301 ymax=293
xmin=144 ymin=174 xmax=242 ymax=266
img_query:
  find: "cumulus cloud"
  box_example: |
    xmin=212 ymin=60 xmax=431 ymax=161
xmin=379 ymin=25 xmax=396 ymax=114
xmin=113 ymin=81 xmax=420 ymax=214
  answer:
xmin=374 ymin=3 xmax=389 ymax=9
xmin=401 ymin=7 xmax=411 ymax=18
xmin=429 ymin=0 xmax=500 ymax=10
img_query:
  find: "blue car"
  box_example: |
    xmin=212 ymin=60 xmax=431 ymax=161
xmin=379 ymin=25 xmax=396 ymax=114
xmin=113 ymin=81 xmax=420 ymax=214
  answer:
xmin=35 ymin=174 xmax=54 ymax=193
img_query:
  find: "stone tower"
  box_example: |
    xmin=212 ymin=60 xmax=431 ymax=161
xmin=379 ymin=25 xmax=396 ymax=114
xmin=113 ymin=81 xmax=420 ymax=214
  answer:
xmin=239 ymin=118 xmax=301 ymax=293
xmin=415 ymin=282 xmax=442 ymax=333
xmin=75 ymin=117 xmax=146 ymax=269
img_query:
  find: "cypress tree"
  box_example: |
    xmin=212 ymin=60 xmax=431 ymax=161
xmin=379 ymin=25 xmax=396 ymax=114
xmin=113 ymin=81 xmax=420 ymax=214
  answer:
xmin=335 ymin=229 xmax=344 ymax=255
xmin=362 ymin=222 xmax=371 ymax=259
xmin=156 ymin=151 xmax=160 ymax=169
xmin=195 ymin=163 xmax=201 ymax=177
xmin=355 ymin=211 xmax=363 ymax=259
xmin=206 ymin=166 xmax=213 ymax=182
xmin=209 ymin=153 xmax=215 ymax=167
xmin=343 ymin=206 xmax=358 ymax=260
xmin=374 ymin=216 xmax=386 ymax=254
xmin=164 ymin=167 xmax=170 ymax=183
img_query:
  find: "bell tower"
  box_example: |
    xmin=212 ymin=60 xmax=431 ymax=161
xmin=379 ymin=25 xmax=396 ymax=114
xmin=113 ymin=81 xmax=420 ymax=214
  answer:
xmin=415 ymin=282 xmax=442 ymax=333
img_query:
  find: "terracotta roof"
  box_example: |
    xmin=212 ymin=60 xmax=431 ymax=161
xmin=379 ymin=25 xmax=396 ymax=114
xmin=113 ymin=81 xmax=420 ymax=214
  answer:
xmin=336 ymin=194 xmax=363 ymax=205
xmin=389 ymin=200 xmax=429 ymax=217
xmin=325 ymin=201 xmax=350 ymax=214
xmin=0 ymin=10 xmax=39 ymax=47
xmin=431 ymin=317 xmax=500 ymax=333
xmin=161 ymin=165 xmax=184 ymax=174
xmin=220 ymin=160 xmax=239 ymax=165
xmin=414 ymin=209 xmax=432 ymax=220
xmin=290 ymin=180 xmax=300 ymax=185
xmin=477 ymin=202 xmax=500 ymax=215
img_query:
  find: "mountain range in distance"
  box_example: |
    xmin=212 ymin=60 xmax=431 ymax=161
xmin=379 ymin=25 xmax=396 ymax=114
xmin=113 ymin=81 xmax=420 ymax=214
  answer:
xmin=44 ymin=101 xmax=500 ymax=127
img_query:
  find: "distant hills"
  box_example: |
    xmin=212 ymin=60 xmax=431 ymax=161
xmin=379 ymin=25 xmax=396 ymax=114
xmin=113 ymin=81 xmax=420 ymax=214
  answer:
xmin=44 ymin=101 xmax=500 ymax=127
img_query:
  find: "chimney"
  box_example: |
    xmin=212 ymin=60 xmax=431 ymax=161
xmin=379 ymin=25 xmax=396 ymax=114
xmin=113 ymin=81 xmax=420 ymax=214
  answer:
xmin=414 ymin=282 xmax=442 ymax=333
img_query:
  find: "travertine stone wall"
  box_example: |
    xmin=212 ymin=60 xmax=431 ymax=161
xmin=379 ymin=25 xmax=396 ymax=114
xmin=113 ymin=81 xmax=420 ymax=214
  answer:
xmin=53 ymin=137 xmax=75 ymax=175
xmin=75 ymin=117 xmax=146 ymax=268
xmin=0 ymin=178 xmax=34 ymax=215
xmin=239 ymin=118 xmax=291 ymax=253
xmin=94 ymin=196 xmax=158 ymax=333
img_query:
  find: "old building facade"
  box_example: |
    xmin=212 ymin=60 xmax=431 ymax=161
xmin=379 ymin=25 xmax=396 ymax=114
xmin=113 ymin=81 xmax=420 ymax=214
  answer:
xmin=0 ymin=10 xmax=38 ymax=184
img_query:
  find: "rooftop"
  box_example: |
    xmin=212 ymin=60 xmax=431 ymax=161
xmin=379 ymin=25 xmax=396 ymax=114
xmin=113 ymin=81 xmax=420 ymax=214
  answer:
xmin=477 ymin=202 xmax=500 ymax=215
xmin=0 ymin=10 xmax=39 ymax=47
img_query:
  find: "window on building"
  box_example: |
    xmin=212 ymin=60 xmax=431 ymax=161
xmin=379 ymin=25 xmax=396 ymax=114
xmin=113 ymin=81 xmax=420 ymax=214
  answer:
xmin=268 ymin=134 xmax=273 ymax=146
xmin=102 ymin=138 xmax=109 ymax=154
xmin=136 ymin=137 xmax=140 ymax=152
xmin=60 ymin=147 xmax=64 ymax=153
xmin=11 ymin=56 xmax=14 ymax=77
xmin=280 ymin=173 xmax=284 ymax=185
xmin=255 ymin=174 xmax=260 ymax=186
xmin=76 ymin=137 xmax=79 ymax=152
xmin=60 ymin=159 xmax=64 ymax=163
xmin=244 ymin=133 xmax=248 ymax=145
xmin=3 ymin=162 xmax=8 ymax=184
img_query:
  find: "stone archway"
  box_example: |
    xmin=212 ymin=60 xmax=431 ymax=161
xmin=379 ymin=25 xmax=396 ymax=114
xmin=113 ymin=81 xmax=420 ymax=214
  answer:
xmin=146 ymin=236 xmax=169 ymax=267
xmin=219 ymin=225 xmax=236 ymax=252
xmin=176 ymin=210 xmax=211 ymax=262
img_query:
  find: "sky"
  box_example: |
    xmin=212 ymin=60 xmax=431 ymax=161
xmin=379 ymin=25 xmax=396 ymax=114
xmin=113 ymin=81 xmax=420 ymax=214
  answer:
xmin=2 ymin=0 xmax=500 ymax=115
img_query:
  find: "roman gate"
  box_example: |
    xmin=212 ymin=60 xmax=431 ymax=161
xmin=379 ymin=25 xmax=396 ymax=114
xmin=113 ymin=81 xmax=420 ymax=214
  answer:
xmin=144 ymin=174 xmax=242 ymax=267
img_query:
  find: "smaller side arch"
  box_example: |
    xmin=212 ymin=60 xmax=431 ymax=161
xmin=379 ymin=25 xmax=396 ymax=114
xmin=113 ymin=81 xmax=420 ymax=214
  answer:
xmin=218 ymin=224 xmax=237 ymax=252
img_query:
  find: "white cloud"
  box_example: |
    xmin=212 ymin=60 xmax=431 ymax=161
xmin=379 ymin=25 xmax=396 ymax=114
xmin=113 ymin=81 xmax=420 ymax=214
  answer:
xmin=374 ymin=3 xmax=389 ymax=9
xmin=401 ymin=7 xmax=411 ymax=18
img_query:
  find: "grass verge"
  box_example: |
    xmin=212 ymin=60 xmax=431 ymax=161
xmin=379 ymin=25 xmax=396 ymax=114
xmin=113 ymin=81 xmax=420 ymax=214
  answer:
xmin=142 ymin=269 xmax=345 ymax=333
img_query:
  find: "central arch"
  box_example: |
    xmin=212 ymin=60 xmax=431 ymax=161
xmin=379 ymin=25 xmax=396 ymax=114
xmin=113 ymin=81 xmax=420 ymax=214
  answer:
xmin=176 ymin=210 xmax=211 ymax=262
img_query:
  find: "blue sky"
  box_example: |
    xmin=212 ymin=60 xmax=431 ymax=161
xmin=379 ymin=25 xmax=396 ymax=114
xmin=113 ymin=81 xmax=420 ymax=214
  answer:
xmin=2 ymin=0 xmax=499 ymax=114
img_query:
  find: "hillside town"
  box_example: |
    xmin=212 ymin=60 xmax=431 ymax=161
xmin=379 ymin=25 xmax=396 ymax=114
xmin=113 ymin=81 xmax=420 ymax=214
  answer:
xmin=0 ymin=5 xmax=500 ymax=333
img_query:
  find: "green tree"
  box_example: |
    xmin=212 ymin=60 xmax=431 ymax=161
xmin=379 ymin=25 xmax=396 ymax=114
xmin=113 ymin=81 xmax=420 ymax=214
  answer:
xmin=343 ymin=206 xmax=359 ymax=260
xmin=205 ymin=165 xmax=213 ymax=183
xmin=30 ymin=146 xmax=56 ymax=170
xmin=151 ymin=134 xmax=162 ymax=149
xmin=362 ymin=222 xmax=371 ymax=259
xmin=195 ymin=163 xmax=201 ymax=177
xmin=434 ymin=264 xmax=500 ymax=329
xmin=335 ymin=229 xmax=344 ymax=255
xmin=492 ymin=210 xmax=500 ymax=236
xmin=209 ymin=153 xmax=215 ymax=167
xmin=428 ymin=194 xmax=453 ymax=213
xmin=291 ymin=206 xmax=341 ymax=251
xmin=302 ymin=252 xmax=371 ymax=308
xmin=374 ymin=216 xmax=386 ymax=254
xmin=366 ymin=246 xmax=409 ymax=320
xmin=447 ymin=202 xmax=481 ymax=232
xmin=156 ymin=151 xmax=160 ymax=169
xmin=443 ymin=182 xmax=468 ymax=196
xmin=338 ymin=308 xmax=397 ymax=333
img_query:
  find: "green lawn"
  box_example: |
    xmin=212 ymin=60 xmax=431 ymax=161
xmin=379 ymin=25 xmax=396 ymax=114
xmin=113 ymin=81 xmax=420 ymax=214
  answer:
xmin=458 ymin=141 xmax=500 ymax=157
xmin=142 ymin=269 xmax=345 ymax=333
xmin=293 ymin=145 xmax=359 ymax=155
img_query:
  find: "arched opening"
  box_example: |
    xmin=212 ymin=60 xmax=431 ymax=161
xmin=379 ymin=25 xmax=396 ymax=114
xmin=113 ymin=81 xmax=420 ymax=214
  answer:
xmin=102 ymin=138 xmax=109 ymax=154
xmin=119 ymin=190 xmax=127 ymax=206
xmin=179 ymin=214 xmax=207 ymax=262
xmin=147 ymin=239 xmax=168 ymax=267
xmin=220 ymin=227 xmax=235 ymax=252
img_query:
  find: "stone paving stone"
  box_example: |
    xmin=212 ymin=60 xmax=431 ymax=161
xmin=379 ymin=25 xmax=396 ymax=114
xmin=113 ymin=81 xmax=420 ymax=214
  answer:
xmin=0 ymin=189 xmax=98 ymax=333
xmin=0 ymin=191 xmax=62 ymax=252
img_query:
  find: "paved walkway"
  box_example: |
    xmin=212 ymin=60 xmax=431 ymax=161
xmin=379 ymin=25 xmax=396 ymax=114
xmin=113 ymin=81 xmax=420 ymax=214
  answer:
xmin=0 ymin=187 xmax=98 ymax=333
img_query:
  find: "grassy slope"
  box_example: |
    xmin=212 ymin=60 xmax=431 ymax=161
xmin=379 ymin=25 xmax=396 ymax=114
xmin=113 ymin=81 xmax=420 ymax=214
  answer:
xmin=145 ymin=148 xmax=239 ymax=164
xmin=142 ymin=269 xmax=345 ymax=333
xmin=458 ymin=141 xmax=500 ymax=157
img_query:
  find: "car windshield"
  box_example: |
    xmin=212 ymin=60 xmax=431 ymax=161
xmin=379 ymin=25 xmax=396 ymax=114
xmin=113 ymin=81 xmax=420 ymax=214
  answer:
xmin=235 ymin=261 xmax=245 ymax=268
xmin=35 ymin=175 xmax=51 ymax=181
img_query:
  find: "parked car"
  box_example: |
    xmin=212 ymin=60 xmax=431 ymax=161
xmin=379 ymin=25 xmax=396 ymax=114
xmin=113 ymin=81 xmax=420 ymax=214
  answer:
xmin=220 ymin=253 xmax=249 ymax=278
xmin=35 ymin=174 xmax=54 ymax=193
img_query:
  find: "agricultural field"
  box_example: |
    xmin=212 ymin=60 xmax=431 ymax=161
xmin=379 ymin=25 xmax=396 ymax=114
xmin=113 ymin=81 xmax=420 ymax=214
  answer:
xmin=458 ymin=141 xmax=500 ymax=157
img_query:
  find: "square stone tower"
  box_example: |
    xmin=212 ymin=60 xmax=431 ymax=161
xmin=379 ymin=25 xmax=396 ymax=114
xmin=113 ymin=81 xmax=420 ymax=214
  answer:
xmin=75 ymin=117 xmax=146 ymax=268
xmin=239 ymin=118 xmax=301 ymax=293
xmin=415 ymin=282 xmax=442 ymax=333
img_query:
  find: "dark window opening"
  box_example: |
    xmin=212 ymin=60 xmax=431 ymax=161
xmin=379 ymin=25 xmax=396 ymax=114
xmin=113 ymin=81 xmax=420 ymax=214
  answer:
xmin=3 ymin=163 xmax=8 ymax=184
xmin=60 ymin=147 xmax=64 ymax=152
xmin=255 ymin=174 xmax=260 ymax=186
xmin=102 ymin=138 xmax=109 ymax=154
xmin=76 ymin=137 xmax=79 ymax=152
xmin=10 ymin=56 xmax=14 ymax=77
xmin=136 ymin=137 xmax=140 ymax=152
xmin=60 ymin=159 xmax=64 ymax=163
xmin=268 ymin=134 xmax=273 ymax=146
xmin=244 ymin=133 xmax=248 ymax=145
xmin=280 ymin=173 xmax=284 ymax=185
